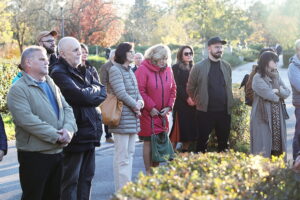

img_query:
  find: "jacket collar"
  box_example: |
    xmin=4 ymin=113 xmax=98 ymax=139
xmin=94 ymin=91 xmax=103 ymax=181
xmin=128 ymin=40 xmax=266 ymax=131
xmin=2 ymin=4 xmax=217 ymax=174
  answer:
xmin=22 ymin=72 xmax=46 ymax=87
xmin=58 ymin=57 xmax=85 ymax=83
xmin=292 ymin=55 xmax=300 ymax=67
xmin=114 ymin=62 xmax=132 ymax=72
xmin=142 ymin=59 xmax=167 ymax=72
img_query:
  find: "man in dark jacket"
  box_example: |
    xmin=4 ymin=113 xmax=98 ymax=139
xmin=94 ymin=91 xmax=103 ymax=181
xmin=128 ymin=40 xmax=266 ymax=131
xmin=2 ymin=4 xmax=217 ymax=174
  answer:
xmin=0 ymin=114 xmax=7 ymax=161
xmin=51 ymin=37 xmax=106 ymax=199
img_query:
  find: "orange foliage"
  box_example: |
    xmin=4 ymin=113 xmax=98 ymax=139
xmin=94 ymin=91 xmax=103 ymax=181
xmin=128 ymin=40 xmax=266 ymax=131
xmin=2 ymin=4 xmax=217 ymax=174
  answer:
xmin=0 ymin=43 xmax=21 ymax=59
xmin=66 ymin=0 xmax=124 ymax=47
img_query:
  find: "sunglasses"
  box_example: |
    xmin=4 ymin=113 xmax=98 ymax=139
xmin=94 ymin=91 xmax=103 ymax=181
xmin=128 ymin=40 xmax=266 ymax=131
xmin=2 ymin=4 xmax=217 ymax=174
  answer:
xmin=184 ymin=52 xmax=193 ymax=56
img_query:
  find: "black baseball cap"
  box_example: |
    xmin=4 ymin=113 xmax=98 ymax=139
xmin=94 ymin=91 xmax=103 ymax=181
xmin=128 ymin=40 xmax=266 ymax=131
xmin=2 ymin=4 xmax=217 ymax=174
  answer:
xmin=207 ymin=36 xmax=227 ymax=46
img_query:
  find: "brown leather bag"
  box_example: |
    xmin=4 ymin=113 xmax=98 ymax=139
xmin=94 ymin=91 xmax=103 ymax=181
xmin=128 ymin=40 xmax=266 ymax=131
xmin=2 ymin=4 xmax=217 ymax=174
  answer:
xmin=100 ymin=93 xmax=123 ymax=126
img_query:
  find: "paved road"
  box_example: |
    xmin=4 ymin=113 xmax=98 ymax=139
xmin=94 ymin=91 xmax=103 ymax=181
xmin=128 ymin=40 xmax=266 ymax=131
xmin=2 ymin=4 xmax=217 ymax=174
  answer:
xmin=0 ymin=134 xmax=145 ymax=200
xmin=0 ymin=62 xmax=296 ymax=200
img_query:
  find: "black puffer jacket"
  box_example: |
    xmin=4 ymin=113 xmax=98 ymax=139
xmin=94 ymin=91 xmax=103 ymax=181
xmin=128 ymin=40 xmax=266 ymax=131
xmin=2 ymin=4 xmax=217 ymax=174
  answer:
xmin=50 ymin=58 xmax=106 ymax=150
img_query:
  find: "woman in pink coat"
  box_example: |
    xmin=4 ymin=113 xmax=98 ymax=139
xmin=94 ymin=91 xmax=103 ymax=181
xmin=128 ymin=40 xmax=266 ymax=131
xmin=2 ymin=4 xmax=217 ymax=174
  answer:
xmin=135 ymin=44 xmax=176 ymax=174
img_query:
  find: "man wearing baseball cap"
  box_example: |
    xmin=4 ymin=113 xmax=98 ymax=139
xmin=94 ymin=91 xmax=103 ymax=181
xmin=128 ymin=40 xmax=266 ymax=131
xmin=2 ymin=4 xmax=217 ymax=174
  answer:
xmin=12 ymin=30 xmax=59 ymax=84
xmin=37 ymin=30 xmax=59 ymax=71
xmin=187 ymin=36 xmax=233 ymax=153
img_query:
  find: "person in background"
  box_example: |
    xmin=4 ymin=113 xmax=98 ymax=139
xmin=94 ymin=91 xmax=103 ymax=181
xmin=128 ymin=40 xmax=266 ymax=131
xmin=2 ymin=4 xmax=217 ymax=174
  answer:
xmin=51 ymin=37 xmax=105 ymax=199
xmin=251 ymin=51 xmax=290 ymax=158
xmin=293 ymin=149 xmax=300 ymax=172
xmin=132 ymin=52 xmax=144 ymax=73
xmin=7 ymin=46 xmax=77 ymax=200
xmin=80 ymin=44 xmax=99 ymax=79
xmin=170 ymin=45 xmax=197 ymax=152
xmin=288 ymin=39 xmax=300 ymax=161
xmin=108 ymin=42 xmax=144 ymax=191
xmin=12 ymin=30 xmax=59 ymax=84
xmin=0 ymin=114 xmax=7 ymax=161
xmin=135 ymin=44 xmax=176 ymax=174
xmin=99 ymin=50 xmax=116 ymax=143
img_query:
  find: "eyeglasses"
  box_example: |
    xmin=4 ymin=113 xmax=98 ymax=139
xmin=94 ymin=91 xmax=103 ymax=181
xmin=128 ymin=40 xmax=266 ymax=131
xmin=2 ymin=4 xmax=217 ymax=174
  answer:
xmin=41 ymin=40 xmax=55 ymax=43
xmin=184 ymin=52 xmax=193 ymax=56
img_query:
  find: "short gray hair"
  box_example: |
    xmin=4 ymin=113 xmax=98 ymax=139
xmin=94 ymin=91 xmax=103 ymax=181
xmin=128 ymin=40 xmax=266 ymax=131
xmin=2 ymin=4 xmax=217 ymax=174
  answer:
xmin=21 ymin=46 xmax=46 ymax=70
xmin=134 ymin=52 xmax=144 ymax=59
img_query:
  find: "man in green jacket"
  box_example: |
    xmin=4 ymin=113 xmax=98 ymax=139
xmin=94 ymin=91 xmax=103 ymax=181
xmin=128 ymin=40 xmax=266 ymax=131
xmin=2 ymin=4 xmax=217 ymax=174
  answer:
xmin=7 ymin=46 xmax=77 ymax=200
xmin=187 ymin=36 xmax=233 ymax=153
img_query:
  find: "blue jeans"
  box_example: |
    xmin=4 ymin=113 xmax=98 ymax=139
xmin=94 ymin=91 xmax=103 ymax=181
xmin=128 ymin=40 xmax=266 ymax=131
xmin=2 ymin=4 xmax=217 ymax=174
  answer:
xmin=293 ymin=108 xmax=300 ymax=160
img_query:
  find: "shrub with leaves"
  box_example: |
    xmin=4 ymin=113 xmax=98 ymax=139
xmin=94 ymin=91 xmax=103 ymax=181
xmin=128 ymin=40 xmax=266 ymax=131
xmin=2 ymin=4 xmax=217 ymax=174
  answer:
xmin=114 ymin=152 xmax=299 ymax=200
xmin=222 ymin=52 xmax=244 ymax=67
xmin=87 ymin=55 xmax=107 ymax=72
xmin=208 ymin=84 xmax=250 ymax=153
xmin=0 ymin=59 xmax=19 ymax=113
xmin=283 ymin=50 xmax=294 ymax=68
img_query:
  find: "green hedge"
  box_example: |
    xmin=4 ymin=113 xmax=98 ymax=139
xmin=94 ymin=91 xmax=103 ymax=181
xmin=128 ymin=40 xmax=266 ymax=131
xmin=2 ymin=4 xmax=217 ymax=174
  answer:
xmin=236 ymin=49 xmax=259 ymax=62
xmin=222 ymin=52 xmax=244 ymax=67
xmin=248 ymin=43 xmax=264 ymax=52
xmin=87 ymin=55 xmax=107 ymax=71
xmin=208 ymin=84 xmax=250 ymax=153
xmin=114 ymin=152 xmax=299 ymax=200
xmin=87 ymin=45 xmax=107 ymax=56
xmin=0 ymin=59 xmax=19 ymax=113
xmin=283 ymin=50 xmax=294 ymax=68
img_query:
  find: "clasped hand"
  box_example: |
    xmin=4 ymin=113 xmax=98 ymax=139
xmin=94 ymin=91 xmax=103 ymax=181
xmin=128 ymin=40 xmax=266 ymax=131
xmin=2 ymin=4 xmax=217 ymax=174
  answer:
xmin=57 ymin=129 xmax=73 ymax=146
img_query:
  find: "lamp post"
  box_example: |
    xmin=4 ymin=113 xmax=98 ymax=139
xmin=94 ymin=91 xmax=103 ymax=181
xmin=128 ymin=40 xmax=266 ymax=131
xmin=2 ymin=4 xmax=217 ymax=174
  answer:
xmin=58 ymin=1 xmax=66 ymax=38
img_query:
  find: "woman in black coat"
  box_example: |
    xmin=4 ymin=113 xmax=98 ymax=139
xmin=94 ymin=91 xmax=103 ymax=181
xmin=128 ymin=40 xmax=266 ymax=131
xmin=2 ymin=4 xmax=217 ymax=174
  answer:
xmin=0 ymin=114 xmax=7 ymax=161
xmin=80 ymin=43 xmax=114 ymax=143
xmin=170 ymin=45 xmax=197 ymax=152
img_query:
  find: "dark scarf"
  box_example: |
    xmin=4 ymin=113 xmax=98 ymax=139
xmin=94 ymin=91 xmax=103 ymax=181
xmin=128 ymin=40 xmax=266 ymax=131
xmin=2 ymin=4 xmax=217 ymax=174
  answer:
xmin=266 ymin=70 xmax=282 ymax=155
xmin=258 ymin=70 xmax=280 ymax=123
xmin=178 ymin=62 xmax=191 ymax=71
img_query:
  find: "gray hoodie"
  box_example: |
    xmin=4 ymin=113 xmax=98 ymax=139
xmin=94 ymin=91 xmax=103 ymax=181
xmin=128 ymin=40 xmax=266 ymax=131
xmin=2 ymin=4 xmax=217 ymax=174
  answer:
xmin=288 ymin=55 xmax=300 ymax=107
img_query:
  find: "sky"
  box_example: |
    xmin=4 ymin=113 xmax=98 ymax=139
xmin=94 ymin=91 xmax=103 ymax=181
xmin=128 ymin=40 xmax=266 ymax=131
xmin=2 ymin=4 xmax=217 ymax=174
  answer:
xmin=115 ymin=0 xmax=285 ymax=8
xmin=114 ymin=0 xmax=286 ymax=17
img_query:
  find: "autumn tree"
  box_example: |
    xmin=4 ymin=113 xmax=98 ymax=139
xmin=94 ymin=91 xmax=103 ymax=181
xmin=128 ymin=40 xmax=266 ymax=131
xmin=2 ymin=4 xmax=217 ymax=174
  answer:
xmin=64 ymin=0 xmax=124 ymax=47
xmin=123 ymin=0 xmax=161 ymax=45
xmin=8 ymin=0 xmax=61 ymax=53
xmin=150 ymin=14 xmax=189 ymax=45
xmin=174 ymin=0 xmax=252 ymax=44
xmin=0 ymin=0 xmax=13 ymax=44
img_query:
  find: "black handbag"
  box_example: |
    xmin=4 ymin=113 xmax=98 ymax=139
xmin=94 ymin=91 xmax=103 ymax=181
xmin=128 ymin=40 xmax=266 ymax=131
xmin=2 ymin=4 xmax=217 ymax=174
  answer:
xmin=280 ymin=99 xmax=289 ymax=120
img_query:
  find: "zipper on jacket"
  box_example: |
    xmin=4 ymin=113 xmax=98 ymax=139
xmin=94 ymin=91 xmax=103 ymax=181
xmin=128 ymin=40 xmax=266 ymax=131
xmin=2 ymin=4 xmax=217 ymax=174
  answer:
xmin=155 ymin=72 xmax=158 ymax=89
xmin=158 ymin=72 xmax=165 ymax=108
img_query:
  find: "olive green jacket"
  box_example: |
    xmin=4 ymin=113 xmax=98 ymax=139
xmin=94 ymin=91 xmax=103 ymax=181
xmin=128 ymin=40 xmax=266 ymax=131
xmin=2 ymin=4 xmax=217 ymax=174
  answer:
xmin=187 ymin=58 xmax=234 ymax=114
xmin=7 ymin=73 xmax=77 ymax=154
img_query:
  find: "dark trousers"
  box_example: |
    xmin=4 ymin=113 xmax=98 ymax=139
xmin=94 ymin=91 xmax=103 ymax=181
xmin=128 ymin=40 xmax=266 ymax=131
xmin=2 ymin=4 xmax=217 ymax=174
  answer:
xmin=17 ymin=151 xmax=63 ymax=200
xmin=104 ymin=125 xmax=112 ymax=138
xmin=293 ymin=108 xmax=300 ymax=160
xmin=61 ymin=148 xmax=95 ymax=200
xmin=195 ymin=110 xmax=231 ymax=153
